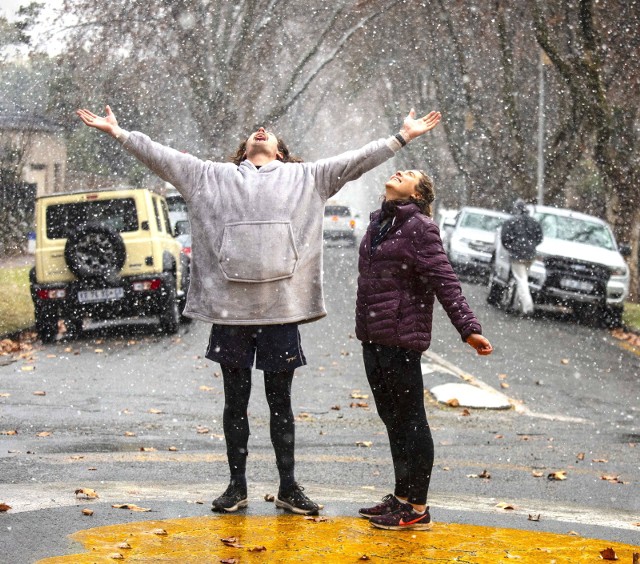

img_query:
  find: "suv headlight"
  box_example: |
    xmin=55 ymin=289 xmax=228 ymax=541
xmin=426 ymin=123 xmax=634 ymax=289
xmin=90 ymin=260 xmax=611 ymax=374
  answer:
xmin=610 ymin=264 xmax=628 ymax=277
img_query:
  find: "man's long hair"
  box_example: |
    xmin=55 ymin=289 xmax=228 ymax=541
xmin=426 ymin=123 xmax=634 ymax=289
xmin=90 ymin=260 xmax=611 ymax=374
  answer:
xmin=229 ymin=136 xmax=303 ymax=165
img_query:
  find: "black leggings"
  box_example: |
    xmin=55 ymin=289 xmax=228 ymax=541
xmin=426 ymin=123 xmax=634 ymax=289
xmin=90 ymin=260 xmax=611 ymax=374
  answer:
xmin=221 ymin=365 xmax=295 ymax=489
xmin=362 ymin=343 xmax=434 ymax=505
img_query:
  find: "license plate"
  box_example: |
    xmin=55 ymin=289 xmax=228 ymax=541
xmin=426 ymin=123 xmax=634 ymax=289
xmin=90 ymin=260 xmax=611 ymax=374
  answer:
xmin=560 ymin=278 xmax=593 ymax=292
xmin=78 ymin=288 xmax=125 ymax=303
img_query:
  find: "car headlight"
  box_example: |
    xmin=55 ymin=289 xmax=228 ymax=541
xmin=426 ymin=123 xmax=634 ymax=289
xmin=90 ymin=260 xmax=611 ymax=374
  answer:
xmin=610 ymin=264 xmax=628 ymax=277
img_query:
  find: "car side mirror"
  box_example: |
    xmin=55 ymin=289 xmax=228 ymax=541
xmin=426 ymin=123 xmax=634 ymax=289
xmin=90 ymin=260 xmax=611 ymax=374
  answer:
xmin=443 ymin=217 xmax=456 ymax=228
xmin=618 ymin=243 xmax=632 ymax=257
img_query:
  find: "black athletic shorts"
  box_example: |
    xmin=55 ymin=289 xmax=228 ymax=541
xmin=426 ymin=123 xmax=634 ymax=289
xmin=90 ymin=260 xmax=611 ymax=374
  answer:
xmin=205 ymin=323 xmax=306 ymax=372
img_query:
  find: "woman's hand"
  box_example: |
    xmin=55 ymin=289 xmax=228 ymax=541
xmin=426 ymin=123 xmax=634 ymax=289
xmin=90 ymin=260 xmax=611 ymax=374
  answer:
xmin=466 ymin=333 xmax=493 ymax=355
xmin=76 ymin=105 xmax=121 ymax=138
xmin=399 ymin=109 xmax=441 ymax=142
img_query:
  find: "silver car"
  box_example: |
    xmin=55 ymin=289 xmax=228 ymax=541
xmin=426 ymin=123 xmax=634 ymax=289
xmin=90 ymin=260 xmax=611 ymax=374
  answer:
xmin=487 ymin=205 xmax=630 ymax=327
xmin=445 ymin=207 xmax=510 ymax=281
xmin=323 ymin=204 xmax=358 ymax=246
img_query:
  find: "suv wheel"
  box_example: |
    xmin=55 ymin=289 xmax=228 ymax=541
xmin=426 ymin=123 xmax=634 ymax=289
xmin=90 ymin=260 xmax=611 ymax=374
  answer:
xmin=159 ymin=275 xmax=180 ymax=334
xmin=64 ymin=223 xmax=126 ymax=280
xmin=35 ymin=305 xmax=58 ymax=343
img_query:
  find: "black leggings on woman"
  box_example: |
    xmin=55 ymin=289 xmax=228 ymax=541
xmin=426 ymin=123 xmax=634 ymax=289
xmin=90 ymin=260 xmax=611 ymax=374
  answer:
xmin=362 ymin=343 xmax=434 ymax=505
xmin=221 ymin=365 xmax=296 ymax=491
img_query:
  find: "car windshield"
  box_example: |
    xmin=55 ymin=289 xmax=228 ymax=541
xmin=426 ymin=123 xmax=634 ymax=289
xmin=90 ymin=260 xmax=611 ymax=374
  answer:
xmin=166 ymin=195 xmax=187 ymax=213
xmin=534 ymin=213 xmax=615 ymax=250
xmin=459 ymin=212 xmax=505 ymax=231
xmin=324 ymin=206 xmax=351 ymax=217
xmin=46 ymin=198 xmax=138 ymax=239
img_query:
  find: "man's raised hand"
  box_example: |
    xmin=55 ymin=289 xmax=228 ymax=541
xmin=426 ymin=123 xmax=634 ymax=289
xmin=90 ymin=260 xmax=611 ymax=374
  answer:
xmin=76 ymin=105 xmax=120 ymax=138
xmin=399 ymin=109 xmax=441 ymax=142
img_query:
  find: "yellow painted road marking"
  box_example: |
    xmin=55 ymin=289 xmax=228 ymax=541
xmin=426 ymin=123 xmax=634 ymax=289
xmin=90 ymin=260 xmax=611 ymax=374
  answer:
xmin=37 ymin=516 xmax=639 ymax=563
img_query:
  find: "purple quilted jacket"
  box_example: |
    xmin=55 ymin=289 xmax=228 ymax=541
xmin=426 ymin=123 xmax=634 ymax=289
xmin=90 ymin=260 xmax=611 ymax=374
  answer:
xmin=355 ymin=202 xmax=482 ymax=352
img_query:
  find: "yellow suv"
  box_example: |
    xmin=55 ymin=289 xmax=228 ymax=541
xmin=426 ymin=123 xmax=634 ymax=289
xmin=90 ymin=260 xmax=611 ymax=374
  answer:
xmin=29 ymin=188 xmax=188 ymax=342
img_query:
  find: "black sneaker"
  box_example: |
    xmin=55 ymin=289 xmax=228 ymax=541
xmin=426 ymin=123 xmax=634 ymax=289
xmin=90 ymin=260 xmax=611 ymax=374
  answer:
xmin=211 ymin=483 xmax=248 ymax=513
xmin=359 ymin=493 xmax=404 ymax=519
xmin=369 ymin=502 xmax=432 ymax=531
xmin=275 ymin=483 xmax=320 ymax=515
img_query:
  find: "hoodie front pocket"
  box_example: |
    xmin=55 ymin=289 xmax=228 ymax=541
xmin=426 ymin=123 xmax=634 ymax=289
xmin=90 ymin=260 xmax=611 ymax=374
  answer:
xmin=219 ymin=221 xmax=299 ymax=283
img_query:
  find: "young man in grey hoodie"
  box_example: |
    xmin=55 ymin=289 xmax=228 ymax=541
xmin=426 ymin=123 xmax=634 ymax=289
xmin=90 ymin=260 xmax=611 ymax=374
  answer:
xmin=77 ymin=105 xmax=441 ymax=515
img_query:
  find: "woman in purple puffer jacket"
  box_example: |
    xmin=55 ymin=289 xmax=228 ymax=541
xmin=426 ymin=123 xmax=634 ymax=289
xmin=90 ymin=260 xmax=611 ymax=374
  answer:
xmin=356 ymin=168 xmax=493 ymax=532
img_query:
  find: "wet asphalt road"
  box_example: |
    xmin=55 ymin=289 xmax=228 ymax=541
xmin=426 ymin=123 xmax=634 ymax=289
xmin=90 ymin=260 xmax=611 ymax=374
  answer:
xmin=1 ymin=245 xmax=639 ymax=561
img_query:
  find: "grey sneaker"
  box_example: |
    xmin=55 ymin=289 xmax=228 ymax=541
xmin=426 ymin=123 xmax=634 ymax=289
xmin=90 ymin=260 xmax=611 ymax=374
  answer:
xmin=275 ymin=483 xmax=320 ymax=515
xmin=359 ymin=493 xmax=404 ymax=519
xmin=211 ymin=482 xmax=248 ymax=513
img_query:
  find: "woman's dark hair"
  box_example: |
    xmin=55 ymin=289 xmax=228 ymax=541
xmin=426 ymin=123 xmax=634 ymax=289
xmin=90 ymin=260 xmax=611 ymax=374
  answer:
xmin=413 ymin=170 xmax=436 ymax=217
xmin=229 ymin=135 xmax=303 ymax=165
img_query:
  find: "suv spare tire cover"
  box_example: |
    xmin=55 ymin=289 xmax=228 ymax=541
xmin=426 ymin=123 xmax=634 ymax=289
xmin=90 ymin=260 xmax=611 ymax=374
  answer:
xmin=64 ymin=223 xmax=126 ymax=279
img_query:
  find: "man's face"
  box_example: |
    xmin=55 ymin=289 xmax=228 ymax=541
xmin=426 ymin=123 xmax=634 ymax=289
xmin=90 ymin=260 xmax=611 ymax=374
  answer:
xmin=384 ymin=170 xmax=423 ymax=200
xmin=244 ymin=127 xmax=282 ymax=162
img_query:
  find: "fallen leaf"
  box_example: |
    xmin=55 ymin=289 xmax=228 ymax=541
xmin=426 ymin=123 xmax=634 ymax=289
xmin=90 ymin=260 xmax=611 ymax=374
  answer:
xmin=528 ymin=514 xmax=541 ymax=521
xmin=560 ymin=358 xmax=569 ymax=365
xmin=494 ymin=434 xmax=504 ymax=439
xmin=500 ymin=382 xmax=510 ymax=389
xmin=0 ymin=503 xmax=11 ymax=512
xmin=304 ymin=516 xmax=328 ymax=522
xmin=199 ymin=385 xmax=214 ymax=392
xmin=576 ymin=452 xmax=585 ymax=461
xmin=350 ymin=402 xmax=369 ymax=408
xmin=468 ymin=470 xmax=491 ymax=479
xmin=264 ymin=494 xmax=275 ymax=502
xmin=0 ymin=393 xmax=11 ymax=397
xmin=1 ymin=430 xmax=17 ymax=435
xmin=567 ymin=531 xmax=580 ymax=536
xmin=32 ymin=391 xmax=46 ymax=396
xmin=70 ymin=455 xmax=84 ymax=460
xmin=140 ymin=446 xmax=156 ymax=452
xmin=75 ymin=488 xmax=99 ymax=499
xmin=148 ymin=408 xmax=163 ymax=414
xmin=36 ymin=431 xmax=52 ymax=437
xmin=600 ymin=547 xmax=618 ymax=560
xmin=21 ymin=365 xmax=35 ymax=372
xmin=94 ymin=348 xmax=104 ymax=354
xmin=631 ymin=522 xmax=640 ymax=527
xmin=108 ymin=553 xmax=124 ymax=560
xmin=600 ymin=474 xmax=623 ymax=484
xmin=495 ymin=502 xmax=516 ymax=510
xmin=355 ymin=441 xmax=373 ymax=448
xmin=360 ymin=556 xmax=371 ymax=561
xmin=531 ymin=470 xmax=544 ymax=478
xmin=221 ymin=537 xmax=243 ymax=548
xmin=124 ymin=432 xmax=136 ymax=437
xmin=151 ymin=528 xmax=168 ymax=536
xmin=87 ymin=467 xmax=97 ymax=471
xmin=220 ymin=559 xmax=238 ymax=564
xmin=112 ymin=503 xmax=151 ymax=512
xmin=168 ymin=446 xmax=178 ymax=451
xmin=330 ymin=405 xmax=341 ymax=411
xmin=248 ymin=546 xmax=267 ymax=552
xmin=592 ymin=458 xmax=608 ymax=463
xmin=350 ymin=391 xmax=369 ymax=399
xmin=116 ymin=542 xmax=132 ymax=549
xmin=461 ymin=408 xmax=471 ymax=416
xmin=296 ymin=412 xmax=313 ymax=421
xmin=81 ymin=508 xmax=94 ymax=516
xmin=196 ymin=426 xmax=210 ymax=434
xmin=446 ymin=398 xmax=460 ymax=407
xmin=547 ymin=470 xmax=567 ymax=481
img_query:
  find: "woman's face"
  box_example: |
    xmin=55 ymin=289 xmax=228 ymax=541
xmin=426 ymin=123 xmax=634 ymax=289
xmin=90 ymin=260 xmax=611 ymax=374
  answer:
xmin=384 ymin=170 xmax=423 ymax=201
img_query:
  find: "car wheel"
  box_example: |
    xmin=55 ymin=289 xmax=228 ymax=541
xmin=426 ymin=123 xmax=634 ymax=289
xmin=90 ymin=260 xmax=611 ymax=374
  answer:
xmin=486 ymin=271 xmax=504 ymax=306
xmin=159 ymin=275 xmax=180 ymax=334
xmin=35 ymin=306 xmax=58 ymax=343
xmin=596 ymin=304 xmax=623 ymax=329
xmin=64 ymin=223 xmax=126 ymax=280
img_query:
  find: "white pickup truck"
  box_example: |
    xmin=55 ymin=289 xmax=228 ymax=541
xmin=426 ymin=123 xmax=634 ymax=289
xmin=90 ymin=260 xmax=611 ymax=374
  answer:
xmin=487 ymin=205 xmax=630 ymax=327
